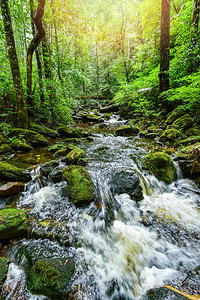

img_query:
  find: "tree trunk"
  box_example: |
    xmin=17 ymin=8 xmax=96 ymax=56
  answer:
xmin=42 ymin=36 xmax=56 ymax=125
xmin=27 ymin=0 xmax=45 ymax=117
xmin=159 ymin=0 xmax=171 ymax=93
xmin=191 ymin=0 xmax=199 ymax=44
xmin=1 ymin=0 xmax=29 ymax=128
xmin=96 ymin=41 xmax=99 ymax=98
xmin=120 ymin=4 xmax=129 ymax=83
xmin=30 ymin=0 xmax=45 ymax=105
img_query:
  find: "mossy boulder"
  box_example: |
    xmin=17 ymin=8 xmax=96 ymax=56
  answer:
xmin=159 ymin=128 xmax=182 ymax=144
xmin=11 ymin=139 xmax=33 ymax=152
xmin=48 ymin=143 xmax=65 ymax=153
xmin=0 ymin=144 xmax=13 ymax=154
xmin=30 ymin=122 xmax=58 ymax=138
xmin=65 ymin=148 xmax=86 ymax=165
xmin=0 ymin=208 xmax=27 ymax=239
xmin=115 ymin=125 xmax=139 ymax=136
xmin=177 ymin=136 xmax=200 ymax=147
xmin=172 ymin=114 xmax=193 ymax=130
xmin=165 ymin=108 xmax=187 ymax=125
xmin=9 ymin=128 xmax=49 ymax=147
xmin=142 ymin=152 xmax=177 ymax=184
xmin=57 ymin=126 xmax=84 ymax=138
xmin=0 ymin=257 xmax=9 ymax=289
xmin=62 ymin=165 xmax=94 ymax=206
xmin=186 ymin=127 xmax=200 ymax=137
xmin=54 ymin=144 xmax=78 ymax=158
xmin=26 ymin=257 xmax=75 ymax=299
xmin=78 ymin=112 xmax=103 ymax=123
xmin=0 ymin=161 xmax=31 ymax=182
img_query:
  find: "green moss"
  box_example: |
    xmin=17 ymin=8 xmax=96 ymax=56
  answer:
xmin=0 ymin=143 xmax=12 ymax=154
xmin=62 ymin=165 xmax=94 ymax=205
xmin=11 ymin=139 xmax=33 ymax=152
xmin=9 ymin=128 xmax=49 ymax=147
xmin=159 ymin=129 xmax=182 ymax=144
xmin=48 ymin=143 xmax=65 ymax=153
xmin=54 ymin=144 xmax=78 ymax=157
xmin=165 ymin=108 xmax=187 ymax=125
xmin=65 ymin=148 xmax=86 ymax=165
xmin=0 ymin=134 xmax=4 ymax=144
xmin=0 ymin=257 xmax=9 ymax=289
xmin=142 ymin=152 xmax=176 ymax=184
xmin=172 ymin=114 xmax=193 ymax=130
xmin=115 ymin=125 xmax=139 ymax=136
xmin=30 ymin=122 xmax=58 ymax=138
xmin=27 ymin=257 xmax=75 ymax=299
xmin=0 ymin=208 xmax=27 ymax=239
xmin=57 ymin=126 xmax=84 ymax=138
xmin=0 ymin=161 xmax=31 ymax=182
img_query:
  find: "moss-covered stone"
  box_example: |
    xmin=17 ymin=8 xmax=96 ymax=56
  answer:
xmin=9 ymin=128 xmax=49 ymax=147
xmin=159 ymin=128 xmax=182 ymax=144
xmin=0 ymin=143 xmax=13 ymax=154
xmin=54 ymin=144 xmax=78 ymax=158
xmin=0 ymin=208 xmax=27 ymax=239
xmin=26 ymin=257 xmax=75 ymax=299
xmin=115 ymin=125 xmax=139 ymax=136
xmin=48 ymin=143 xmax=65 ymax=153
xmin=11 ymin=139 xmax=33 ymax=152
xmin=0 ymin=257 xmax=9 ymax=289
xmin=142 ymin=152 xmax=177 ymax=184
xmin=65 ymin=148 xmax=86 ymax=165
xmin=40 ymin=160 xmax=60 ymax=177
xmin=172 ymin=114 xmax=193 ymax=130
xmin=165 ymin=108 xmax=186 ymax=125
xmin=0 ymin=161 xmax=31 ymax=182
xmin=62 ymin=165 xmax=94 ymax=205
xmin=57 ymin=126 xmax=84 ymax=138
xmin=186 ymin=127 xmax=200 ymax=137
xmin=30 ymin=122 xmax=58 ymax=138
xmin=177 ymin=136 xmax=200 ymax=147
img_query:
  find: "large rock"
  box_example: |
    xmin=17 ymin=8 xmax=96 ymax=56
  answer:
xmin=57 ymin=127 xmax=84 ymax=138
xmin=27 ymin=257 xmax=75 ymax=299
xmin=62 ymin=165 xmax=94 ymax=206
xmin=144 ymin=287 xmax=189 ymax=299
xmin=159 ymin=128 xmax=182 ymax=144
xmin=65 ymin=148 xmax=86 ymax=165
xmin=0 ymin=182 xmax=24 ymax=197
xmin=172 ymin=114 xmax=193 ymax=130
xmin=0 ymin=161 xmax=31 ymax=182
xmin=115 ymin=125 xmax=139 ymax=136
xmin=30 ymin=122 xmax=58 ymax=138
xmin=9 ymin=129 xmax=49 ymax=147
xmin=165 ymin=108 xmax=187 ymax=125
xmin=110 ymin=170 xmax=143 ymax=201
xmin=54 ymin=144 xmax=78 ymax=158
xmin=0 ymin=209 xmax=27 ymax=239
xmin=142 ymin=152 xmax=177 ymax=184
xmin=0 ymin=257 xmax=9 ymax=289
xmin=40 ymin=160 xmax=60 ymax=177
xmin=11 ymin=139 xmax=33 ymax=152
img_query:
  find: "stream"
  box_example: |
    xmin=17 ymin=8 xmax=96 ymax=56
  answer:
xmin=1 ymin=115 xmax=200 ymax=299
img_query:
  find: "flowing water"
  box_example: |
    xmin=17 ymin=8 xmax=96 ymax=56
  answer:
xmin=1 ymin=116 xmax=200 ymax=299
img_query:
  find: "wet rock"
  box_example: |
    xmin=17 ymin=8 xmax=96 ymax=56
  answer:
xmin=177 ymin=136 xmax=200 ymax=147
xmin=0 ymin=182 xmax=24 ymax=197
xmin=142 ymin=152 xmax=177 ymax=184
xmin=65 ymin=148 xmax=86 ymax=165
xmin=9 ymin=128 xmax=49 ymax=147
xmin=115 ymin=125 xmax=139 ymax=136
xmin=0 ymin=257 xmax=9 ymax=289
xmin=77 ymin=112 xmax=103 ymax=123
xmin=49 ymin=167 xmax=64 ymax=183
xmin=30 ymin=122 xmax=58 ymax=138
xmin=195 ymin=177 xmax=200 ymax=188
xmin=40 ymin=160 xmax=60 ymax=177
xmin=11 ymin=139 xmax=33 ymax=152
xmin=26 ymin=257 xmax=75 ymax=299
xmin=110 ymin=170 xmax=143 ymax=201
xmin=178 ymin=160 xmax=200 ymax=178
xmin=144 ymin=287 xmax=189 ymax=299
xmin=172 ymin=114 xmax=193 ymax=131
xmin=57 ymin=126 xmax=84 ymax=138
xmin=0 ymin=209 xmax=27 ymax=239
xmin=99 ymin=103 xmax=120 ymax=113
xmin=159 ymin=128 xmax=182 ymax=144
xmin=0 ymin=161 xmax=31 ymax=182
xmin=62 ymin=165 xmax=94 ymax=206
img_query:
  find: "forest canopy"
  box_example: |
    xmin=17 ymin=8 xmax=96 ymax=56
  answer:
xmin=0 ymin=0 xmax=199 ymax=127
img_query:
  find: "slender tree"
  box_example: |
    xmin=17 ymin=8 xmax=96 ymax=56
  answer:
xmin=27 ymin=0 xmax=45 ymax=116
xmin=191 ymin=0 xmax=200 ymax=44
xmin=1 ymin=0 xmax=29 ymax=128
xmin=159 ymin=0 xmax=171 ymax=93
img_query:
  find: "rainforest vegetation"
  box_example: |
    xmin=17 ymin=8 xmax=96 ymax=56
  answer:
xmin=0 ymin=0 xmax=199 ymax=128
